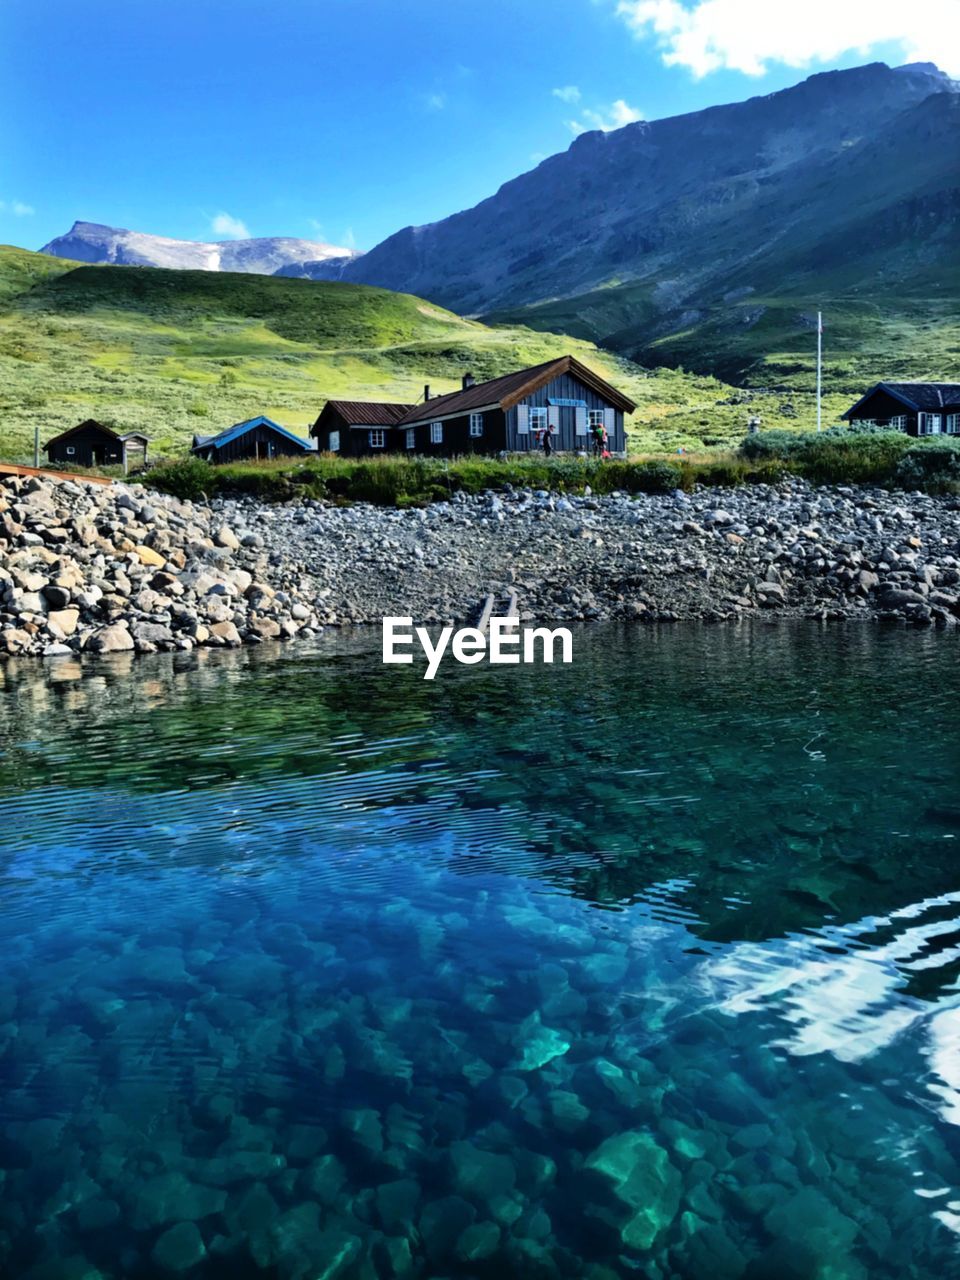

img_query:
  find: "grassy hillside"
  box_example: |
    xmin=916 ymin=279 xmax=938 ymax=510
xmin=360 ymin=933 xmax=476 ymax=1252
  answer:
xmin=490 ymin=288 xmax=959 ymax=438
xmin=0 ymin=246 xmax=756 ymax=461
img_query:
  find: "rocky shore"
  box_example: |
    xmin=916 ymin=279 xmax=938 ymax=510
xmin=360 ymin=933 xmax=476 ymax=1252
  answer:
xmin=2 ymin=471 xmax=959 ymax=659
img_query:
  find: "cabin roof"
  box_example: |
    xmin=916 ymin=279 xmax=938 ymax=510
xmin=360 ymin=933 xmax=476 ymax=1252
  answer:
xmin=397 ymin=355 xmax=637 ymax=425
xmin=192 ymin=415 xmax=314 ymax=453
xmin=316 ymin=401 xmax=416 ymax=428
xmin=843 ymin=381 xmax=960 ymax=417
xmin=45 ymin=418 xmax=145 ymax=449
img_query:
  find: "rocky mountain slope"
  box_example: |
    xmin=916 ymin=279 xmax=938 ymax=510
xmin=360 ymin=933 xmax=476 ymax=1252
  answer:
xmin=342 ymin=62 xmax=958 ymax=373
xmin=40 ymin=222 xmax=360 ymax=278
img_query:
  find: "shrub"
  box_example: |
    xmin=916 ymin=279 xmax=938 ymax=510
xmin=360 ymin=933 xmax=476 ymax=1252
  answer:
xmin=608 ymin=459 xmax=683 ymax=493
xmin=739 ymin=428 xmax=910 ymax=485
xmin=895 ymin=438 xmax=960 ymax=492
xmin=682 ymin=457 xmax=786 ymax=488
xmin=146 ymin=457 xmax=216 ymax=501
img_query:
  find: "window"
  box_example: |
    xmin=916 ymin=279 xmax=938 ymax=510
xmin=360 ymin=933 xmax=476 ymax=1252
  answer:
xmin=889 ymin=415 xmax=907 ymax=432
xmin=368 ymin=429 xmax=385 ymax=448
xmin=66 ymin=445 xmax=75 ymax=456
xmin=529 ymin=407 xmax=547 ymax=433
xmin=329 ymin=430 xmax=340 ymax=452
xmin=588 ymin=409 xmax=604 ymax=431
xmin=946 ymin=414 xmax=960 ymax=435
xmin=430 ymin=422 xmax=443 ymax=444
xmin=469 ymin=413 xmax=483 ymax=437
xmin=406 ymin=428 xmax=416 ymax=449
xmin=918 ymin=413 xmax=942 ymax=436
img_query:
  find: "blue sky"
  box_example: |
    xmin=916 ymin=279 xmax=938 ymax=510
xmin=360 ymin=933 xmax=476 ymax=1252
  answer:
xmin=0 ymin=0 xmax=950 ymax=253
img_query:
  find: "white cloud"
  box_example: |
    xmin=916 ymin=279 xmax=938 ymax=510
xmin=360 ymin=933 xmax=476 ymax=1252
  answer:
xmin=341 ymin=227 xmax=356 ymax=249
xmin=568 ymin=98 xmax=645 ymax=134
xmin=552 ymin=84 xmax=582 ymax=103
xmin=307 ymin=217 xmax=325 ymax=235
xmin=210 ymin=212 xmax=250 ymax=239
xmin=0 ymin=199 xmax=35 ymax=216
xmin=615 ymin=0 xmax=960 ymax=78
xmin=424 ymin=91 xmax=447 ymax=111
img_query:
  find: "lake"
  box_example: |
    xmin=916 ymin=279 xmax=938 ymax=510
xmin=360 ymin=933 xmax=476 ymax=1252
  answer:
xmin=0 ymin=624 xmax=958 ymax=1279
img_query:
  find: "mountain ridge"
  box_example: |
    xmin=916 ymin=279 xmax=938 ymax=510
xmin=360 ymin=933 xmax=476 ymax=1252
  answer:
xmin=341 ymin=61 xmax=957 ymax=319
xmin=40 ymin=221 xmax=360 ymax=278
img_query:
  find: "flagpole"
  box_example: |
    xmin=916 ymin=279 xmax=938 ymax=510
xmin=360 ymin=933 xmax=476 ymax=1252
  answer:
xmin=816 ymin=310 xmax=822 ymax=433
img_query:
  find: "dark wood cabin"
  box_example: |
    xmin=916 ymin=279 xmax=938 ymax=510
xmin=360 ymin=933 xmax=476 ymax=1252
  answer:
xmin=311 ymin=401 xmax=416 ymax=456
xmin=311 ymin=356 xmax=636 ymax=458
xmin=191 ymin=416 xmax=316 ymax=464
xmin=44 ymin=420 xmax=150 ymax=472
xmin=842 ymin=382 xmax=960 ymax=437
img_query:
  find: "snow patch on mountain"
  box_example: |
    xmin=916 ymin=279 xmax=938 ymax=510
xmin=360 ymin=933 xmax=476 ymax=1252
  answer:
xmin=39 ymin=221 xmax=362 ymax=277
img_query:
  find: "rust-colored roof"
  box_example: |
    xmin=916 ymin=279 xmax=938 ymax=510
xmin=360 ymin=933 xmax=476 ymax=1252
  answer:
xmin=315 ymin=400 xmax=416 ymax=429
xmin=397 ymin=355 xmax=636 ymax=425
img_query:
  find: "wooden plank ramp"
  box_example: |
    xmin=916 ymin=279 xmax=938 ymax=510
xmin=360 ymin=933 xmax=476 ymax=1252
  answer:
xmin=476 ymin=589 xmax=519 ymax=632
xmin=0 ymin=462 xmax=114 ymax=486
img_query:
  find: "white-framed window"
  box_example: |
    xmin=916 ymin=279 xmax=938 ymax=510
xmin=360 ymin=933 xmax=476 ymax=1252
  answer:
xmin=469 ymin=412 xmax=483 ymax=437
xmin=529 ymin=406 xmax=547 ymax=433
xmin=328 ymin=430 xmax=340 ymax=452
xmin=406 ymin=428 xmax=416 ymax=449
xmin=66 ymin=445 xmax=76 ymax=456
xmin=918 ymin=413 xmax=942 ymax=436
xmin=369 ymin=429 xmax=385 ymax=448
xmin=430 ymin=422 xmax=443 ymax=444
xmin=588 ymin=409 xmax=604 ymax=431
xmin=945 ymin=414 xmax=960 ymax=435
xmin=889 ymin=415 xmax=907 ymax=432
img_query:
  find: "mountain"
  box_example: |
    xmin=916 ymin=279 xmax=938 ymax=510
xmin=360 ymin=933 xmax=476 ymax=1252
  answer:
xmin=0 ymin=244 xmax=740 ymax=463
xmin=341 ymin=61 xmax=959 ymax=380
xmin=40 ymin=221 xmax=360 ymax=278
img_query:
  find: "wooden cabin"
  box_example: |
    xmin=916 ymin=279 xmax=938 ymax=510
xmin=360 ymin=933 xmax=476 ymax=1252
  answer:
xmin=191 ymin=416 xmax=316 ymax=464
xmin=842 ymin=383 xmax=960 ymax=437
xmin=311 ymin=401 xmax=416 ymax=456
xmin=44 ymin=420 xmax=149 ymax=472
xmin=311 ymin=356 xmax=636 ymax=457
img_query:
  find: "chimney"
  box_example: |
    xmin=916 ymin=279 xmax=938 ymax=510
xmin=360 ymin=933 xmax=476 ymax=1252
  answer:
xmin=462 ymin=371 xmax=476 ymax=390
xmin=423 ymin=384 xmax=431 ymax=401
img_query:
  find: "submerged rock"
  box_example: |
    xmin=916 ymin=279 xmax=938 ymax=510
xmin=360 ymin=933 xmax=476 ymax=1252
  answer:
xmin=584 ymin=1129 xmax=681 ymax=1251
xmin=151 ymin=1221 xmax=207 ymax=1273
xmin=515 ymin=1011 xmax=571 ymax=1071
xmin=449 ymin=1140 xmax=517 ymax=1201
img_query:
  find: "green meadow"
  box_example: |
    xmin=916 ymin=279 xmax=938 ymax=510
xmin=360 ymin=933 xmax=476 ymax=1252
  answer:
xmin=0 ymin=246 xmax=760 ymax=463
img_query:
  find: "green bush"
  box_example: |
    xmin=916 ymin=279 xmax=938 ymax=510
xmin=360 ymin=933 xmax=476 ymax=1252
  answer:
xmin=740 ymin=429 xmax=911 ymax=485
xmin=600 ymin=459 xmax=683 ymax=493
xmin=739 ymin=430 xmax=810 ymax=460
xmin=895 ymin=438 xmax=960 ymax=492
xmin=681 ymin=457 xmax=786 ymax=488
xmin=146 ymin=457 xmax=216 ymax=501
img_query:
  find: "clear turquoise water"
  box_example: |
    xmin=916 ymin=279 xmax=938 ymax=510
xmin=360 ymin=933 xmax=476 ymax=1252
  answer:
xmin=0 ymin=625 xmax=959 ymax=1280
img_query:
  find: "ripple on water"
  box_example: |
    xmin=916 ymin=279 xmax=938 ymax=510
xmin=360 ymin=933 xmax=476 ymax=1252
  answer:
xmin=0 ymin=623 xmax=957 ymax=1278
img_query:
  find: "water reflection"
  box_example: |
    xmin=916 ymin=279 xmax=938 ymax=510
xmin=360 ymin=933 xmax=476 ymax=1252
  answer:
xmin=0 ymin=623 xmax=957 ymax=1278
